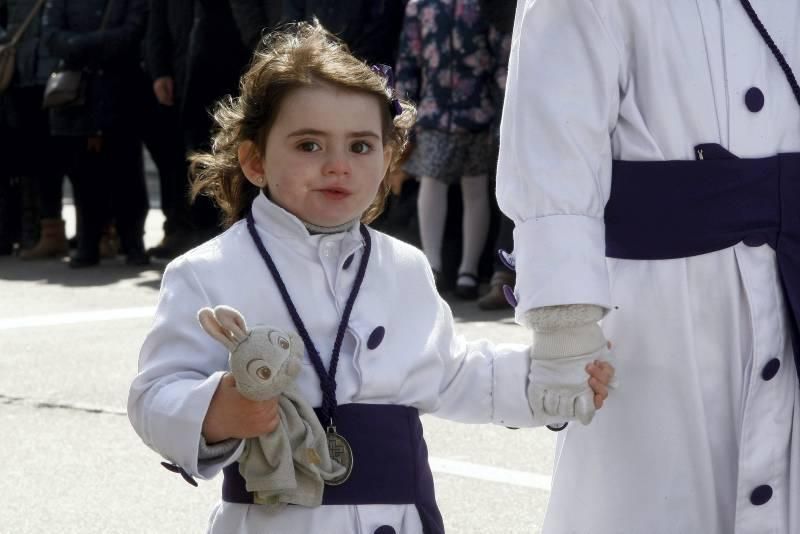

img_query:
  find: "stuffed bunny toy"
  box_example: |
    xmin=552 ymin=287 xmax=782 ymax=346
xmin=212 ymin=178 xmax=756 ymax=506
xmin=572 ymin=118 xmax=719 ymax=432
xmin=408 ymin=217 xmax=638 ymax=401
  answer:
xmin=198 ymin=305 xmax=345 ymax=507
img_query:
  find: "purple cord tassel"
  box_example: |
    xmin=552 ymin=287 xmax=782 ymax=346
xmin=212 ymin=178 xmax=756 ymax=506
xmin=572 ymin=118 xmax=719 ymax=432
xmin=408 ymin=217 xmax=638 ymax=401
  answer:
xmin=502 ymin=285 xmax=517 ymax=307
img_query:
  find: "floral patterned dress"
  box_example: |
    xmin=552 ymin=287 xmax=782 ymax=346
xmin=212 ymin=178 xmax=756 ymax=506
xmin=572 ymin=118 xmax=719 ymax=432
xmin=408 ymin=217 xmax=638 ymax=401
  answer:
xmin=396 ymin=0 xmax=510 ymax=182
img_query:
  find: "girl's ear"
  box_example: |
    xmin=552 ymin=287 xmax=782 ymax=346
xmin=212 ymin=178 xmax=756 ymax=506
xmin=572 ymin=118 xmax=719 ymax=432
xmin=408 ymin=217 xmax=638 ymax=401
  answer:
xmin=238 ymin=140 xmax=266 ymax=187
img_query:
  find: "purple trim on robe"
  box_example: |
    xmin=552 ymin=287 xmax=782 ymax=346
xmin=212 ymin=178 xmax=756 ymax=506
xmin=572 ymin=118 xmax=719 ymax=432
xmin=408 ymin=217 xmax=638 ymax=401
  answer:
xmin=222 ymin=404 xmax=445 ymax=534
xmin=605 ymin=152 xmax=800 ymax=383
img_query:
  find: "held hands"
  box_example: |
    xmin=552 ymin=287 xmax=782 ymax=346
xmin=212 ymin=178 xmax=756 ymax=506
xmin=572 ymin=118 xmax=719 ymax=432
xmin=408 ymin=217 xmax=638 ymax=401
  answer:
xmin=202 ymin=373 xmax=280 ymax=444
xmin=528 ymin=345 xmax=615 ymax=426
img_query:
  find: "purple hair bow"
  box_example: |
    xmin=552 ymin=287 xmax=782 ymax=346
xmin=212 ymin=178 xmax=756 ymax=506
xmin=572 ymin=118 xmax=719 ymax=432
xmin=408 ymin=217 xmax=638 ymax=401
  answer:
xmin=371 ymin=63 xmax=403 ymax=118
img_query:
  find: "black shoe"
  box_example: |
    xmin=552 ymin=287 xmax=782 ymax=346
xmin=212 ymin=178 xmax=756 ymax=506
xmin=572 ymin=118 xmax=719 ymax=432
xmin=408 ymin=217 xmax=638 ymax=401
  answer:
xmin=453 ymin=273 xmax=480 ymax=300
xmin=68 ymin=253 xmax=100 ymax=268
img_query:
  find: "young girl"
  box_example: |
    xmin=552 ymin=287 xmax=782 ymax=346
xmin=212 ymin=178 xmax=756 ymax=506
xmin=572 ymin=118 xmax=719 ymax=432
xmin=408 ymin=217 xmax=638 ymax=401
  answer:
xmin=127 ymin=22 xmax=614 ymax=534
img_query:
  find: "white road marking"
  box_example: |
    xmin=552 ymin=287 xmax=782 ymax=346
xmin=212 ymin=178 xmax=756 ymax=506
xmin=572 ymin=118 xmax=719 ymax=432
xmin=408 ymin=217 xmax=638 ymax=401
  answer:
xmin=429 ymin=457 xmax=552 ymax=491
xmin=0 ymin=307 xmax=157 ymax=330
xmin=0 ymin=306 xmax=553 ymax=492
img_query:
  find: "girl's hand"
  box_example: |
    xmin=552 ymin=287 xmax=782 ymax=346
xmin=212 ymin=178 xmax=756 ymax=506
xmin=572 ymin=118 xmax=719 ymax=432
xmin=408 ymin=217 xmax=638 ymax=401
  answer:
xmin=202 ymin=373 xmax=280 ymax=443
xmin=586 ymin=360 xmax=615 ymax=409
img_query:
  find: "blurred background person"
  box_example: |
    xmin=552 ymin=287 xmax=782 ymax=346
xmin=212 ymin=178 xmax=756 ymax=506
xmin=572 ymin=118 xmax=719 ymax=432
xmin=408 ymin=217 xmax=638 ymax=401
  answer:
xmin=144 ymin=0 xmax=249 ymax=259
xmin=138 ymin=0 xmax=194 ymax=259
xmin=42 ymin=0 xmax=150 ymax=267
xmin=0 ymin=0 xmax=68 ymax=259
xmin=396 ymin=0 xmax=510 ymax=299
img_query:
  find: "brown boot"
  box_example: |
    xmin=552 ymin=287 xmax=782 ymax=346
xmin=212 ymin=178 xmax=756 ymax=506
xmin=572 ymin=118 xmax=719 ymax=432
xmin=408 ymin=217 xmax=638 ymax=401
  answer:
xmin=19 ymin=218 xmax=68 ymax=260
xmin=477 ymin=270 xmax=515 ymax=310
xmin=99 ymin=224 xmax=120 ymax=258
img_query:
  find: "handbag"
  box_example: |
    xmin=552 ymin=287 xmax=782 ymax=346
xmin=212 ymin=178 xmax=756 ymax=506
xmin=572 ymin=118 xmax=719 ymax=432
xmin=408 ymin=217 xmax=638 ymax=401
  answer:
xmin=42 ymin=69 xmax=86 ymax=108
xmin=0 ymin=0 xmax=47 ymax=93
xmin=42 ymin=0 xmax=115 ymax=109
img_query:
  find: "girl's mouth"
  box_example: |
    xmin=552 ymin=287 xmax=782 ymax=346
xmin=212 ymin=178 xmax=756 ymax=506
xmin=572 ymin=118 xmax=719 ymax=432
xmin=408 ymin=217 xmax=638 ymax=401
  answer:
xmin=319 ymin=188 xmax=350 ymax=200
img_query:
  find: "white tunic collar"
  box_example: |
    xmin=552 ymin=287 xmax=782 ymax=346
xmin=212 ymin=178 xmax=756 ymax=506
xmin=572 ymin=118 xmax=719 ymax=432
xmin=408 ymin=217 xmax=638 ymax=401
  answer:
xmin=249 ymin=192 xmax=365 ymax=251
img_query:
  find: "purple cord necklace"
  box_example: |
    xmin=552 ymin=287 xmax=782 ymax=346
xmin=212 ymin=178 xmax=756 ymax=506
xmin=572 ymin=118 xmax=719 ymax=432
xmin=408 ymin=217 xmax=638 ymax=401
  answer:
xmin=245 ymin=210 xmax=371 ymax=485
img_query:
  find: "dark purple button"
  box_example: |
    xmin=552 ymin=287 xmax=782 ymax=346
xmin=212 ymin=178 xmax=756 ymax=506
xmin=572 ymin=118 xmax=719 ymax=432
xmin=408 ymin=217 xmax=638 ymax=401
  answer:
xmin=762 ymin=358 xmax=781 ymax=381
xmin=547 ymin=423 xmax=568 ymax=432
xmin=497 ymin=249 xmax=516 ymax=271
xmin=374 ymin=527 xmax=396 ymax=534
xmin=367 ymin=326 xmax=385 ymax=349
xmin=502 ymin=285 xmax=517 ymax=307
xmin=750 ymin=485 xmax=773 ymax=505
xmin=743 ymin=234 xmax=768 ymax=247
xmin=342 ymin=254 xmax=354 ymax=269
xmin=745 ymin=87 xmax=764 ymax=112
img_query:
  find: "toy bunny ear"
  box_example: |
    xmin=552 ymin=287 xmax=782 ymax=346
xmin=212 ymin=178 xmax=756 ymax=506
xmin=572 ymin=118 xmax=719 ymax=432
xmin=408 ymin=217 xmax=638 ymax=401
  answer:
xmin=198 ymin=307 xmax=238 ymax=351
xmin=213 ymin=305 xmax=249 ymax=343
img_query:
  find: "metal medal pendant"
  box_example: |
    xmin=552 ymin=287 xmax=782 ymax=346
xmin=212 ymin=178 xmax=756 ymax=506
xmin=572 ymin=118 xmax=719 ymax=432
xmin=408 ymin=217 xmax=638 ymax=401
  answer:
xmin=325 ymin=426 xmax=353 ymax=486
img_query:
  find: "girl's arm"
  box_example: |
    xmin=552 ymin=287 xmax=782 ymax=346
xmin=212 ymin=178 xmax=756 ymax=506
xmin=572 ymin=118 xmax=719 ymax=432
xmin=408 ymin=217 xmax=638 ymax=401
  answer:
xmin=394 ymin=0 xmax=422 ymax=104
xmin=128 ymin=258 xmax=241 ymax=479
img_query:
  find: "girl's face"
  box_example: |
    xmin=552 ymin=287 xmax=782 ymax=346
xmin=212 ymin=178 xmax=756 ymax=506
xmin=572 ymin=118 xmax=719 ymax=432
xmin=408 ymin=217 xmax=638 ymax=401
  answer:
xmin=239 ymin=83 xmax=392 ymax=227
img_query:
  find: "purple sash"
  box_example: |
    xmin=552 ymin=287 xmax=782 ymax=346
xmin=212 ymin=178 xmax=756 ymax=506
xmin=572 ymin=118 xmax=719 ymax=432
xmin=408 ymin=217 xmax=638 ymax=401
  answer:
xmin=605 ymin=151 xmax=800 ymax=380
xmin=222 ymin=403 xmax=445 ymax=534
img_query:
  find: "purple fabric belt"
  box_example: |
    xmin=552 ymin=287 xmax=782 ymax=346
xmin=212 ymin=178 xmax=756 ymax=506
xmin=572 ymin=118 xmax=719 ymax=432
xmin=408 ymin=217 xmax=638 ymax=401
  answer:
xmin=222 ymin=403 xmax=445 ymax=534
xmin=605 ymin=150 xmax=800 ymax=380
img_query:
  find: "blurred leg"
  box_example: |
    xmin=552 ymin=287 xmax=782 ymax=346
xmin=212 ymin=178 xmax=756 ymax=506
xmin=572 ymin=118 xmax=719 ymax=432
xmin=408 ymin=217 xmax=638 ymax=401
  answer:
xmin=106 ymin=134 xmax=149 ymax=265
xmin=68 ymin=137 xmax=107 ymax=267
xmin=416 ymin=176 xmax=449 ymax=273
xmin=455 ymin=174 xmax=490 ymax=299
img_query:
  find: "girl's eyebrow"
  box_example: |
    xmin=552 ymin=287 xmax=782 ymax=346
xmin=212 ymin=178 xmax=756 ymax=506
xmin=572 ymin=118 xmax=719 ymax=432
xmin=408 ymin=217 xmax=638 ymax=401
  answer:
xmin=287 ymin=128 xmax=381 ymax=139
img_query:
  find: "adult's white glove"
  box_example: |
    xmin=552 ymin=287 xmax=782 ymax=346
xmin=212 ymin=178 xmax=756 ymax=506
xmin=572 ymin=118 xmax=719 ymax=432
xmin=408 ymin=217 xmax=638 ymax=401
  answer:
xmin=525 ymin=304 xmax=610 ymax=425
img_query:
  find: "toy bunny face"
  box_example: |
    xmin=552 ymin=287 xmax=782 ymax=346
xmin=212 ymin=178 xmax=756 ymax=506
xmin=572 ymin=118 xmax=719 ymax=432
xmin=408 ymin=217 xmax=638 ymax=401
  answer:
xmin=198 ymin=305 xmax=304 ymax=401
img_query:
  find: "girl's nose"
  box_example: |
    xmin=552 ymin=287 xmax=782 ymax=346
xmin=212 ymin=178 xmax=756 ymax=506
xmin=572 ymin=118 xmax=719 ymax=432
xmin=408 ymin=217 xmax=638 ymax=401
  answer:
xmin=322 ymin=150 xmax=351 ymax=176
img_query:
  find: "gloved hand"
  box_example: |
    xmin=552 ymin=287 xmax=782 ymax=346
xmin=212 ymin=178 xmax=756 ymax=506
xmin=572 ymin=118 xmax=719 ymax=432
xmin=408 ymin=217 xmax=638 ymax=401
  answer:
xmin=525 ymin=304 xmax=612 ymax=426
xmin=528 ymin=344 xmax=612 ymax=425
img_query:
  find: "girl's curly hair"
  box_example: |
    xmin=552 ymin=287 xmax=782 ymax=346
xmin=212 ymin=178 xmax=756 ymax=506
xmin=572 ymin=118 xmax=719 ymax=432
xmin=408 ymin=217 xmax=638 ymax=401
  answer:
xmin=190 ymin=21 xmax=416 ymax=228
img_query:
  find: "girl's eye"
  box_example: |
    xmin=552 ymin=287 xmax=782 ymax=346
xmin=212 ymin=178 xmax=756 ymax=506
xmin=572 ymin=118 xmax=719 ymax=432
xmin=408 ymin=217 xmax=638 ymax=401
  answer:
xmin=299 ymin=141 xmax=321 ymax=152
xmin=351 ymin=141 xmax=372 ymax=154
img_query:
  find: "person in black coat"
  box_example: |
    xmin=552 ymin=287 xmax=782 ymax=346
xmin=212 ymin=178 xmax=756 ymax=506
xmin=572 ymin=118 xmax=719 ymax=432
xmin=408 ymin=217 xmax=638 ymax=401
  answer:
xmin=0 ymin=0 xmax=67 ymax=258
xmin=143 ymin=0 xmax=250 ymax=258
xmin=42 ymin=0 xmax=150 ymax=267
xmin=280 ymin=0 xmax=407 ymax=66
xmin=141 ymin=0 xmax=194 ymax=258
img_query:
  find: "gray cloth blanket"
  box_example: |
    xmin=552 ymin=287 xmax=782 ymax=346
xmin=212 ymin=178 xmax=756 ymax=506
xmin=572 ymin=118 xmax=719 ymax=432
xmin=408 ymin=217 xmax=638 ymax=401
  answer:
xmin=241 ymin=388 xmax=345 ymax=507
xmin=197 ymin=305 xmax=345 ymax=507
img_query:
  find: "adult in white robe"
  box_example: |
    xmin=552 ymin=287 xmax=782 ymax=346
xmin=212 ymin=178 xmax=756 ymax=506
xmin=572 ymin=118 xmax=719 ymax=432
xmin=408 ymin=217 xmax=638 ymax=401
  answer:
xmin=497 ymin=1 xmax=800 ymax=532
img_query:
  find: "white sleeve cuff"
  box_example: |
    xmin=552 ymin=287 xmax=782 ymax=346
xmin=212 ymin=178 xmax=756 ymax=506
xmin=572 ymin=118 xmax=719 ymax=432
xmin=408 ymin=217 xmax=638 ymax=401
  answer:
xmin=511 ymin=215 xmax=611 ymax=324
